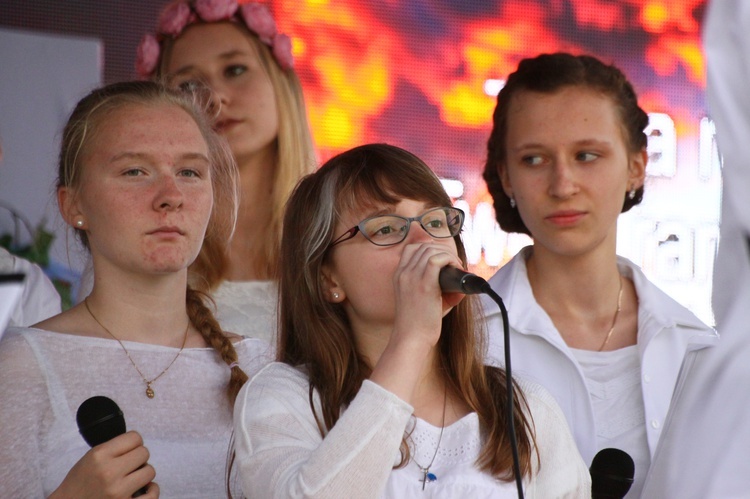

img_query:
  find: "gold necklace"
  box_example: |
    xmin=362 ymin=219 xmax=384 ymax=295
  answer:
xmin=84 ymin=297 xmax=189 ymax=399
xmin=412 ymin=384 xmax=448 ymax=490
xmin=598 ymin=276 xmax=624 ymax=351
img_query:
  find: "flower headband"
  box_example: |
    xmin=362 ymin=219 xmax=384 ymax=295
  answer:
xmin=136 ymin=0 xmax=294 ymax=78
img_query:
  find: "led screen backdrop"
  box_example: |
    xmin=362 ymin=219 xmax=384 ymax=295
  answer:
xmin=270 ymin=0 xmax=717 ymax=324
xmin=0 ymin=0 xmax=716 ymax=323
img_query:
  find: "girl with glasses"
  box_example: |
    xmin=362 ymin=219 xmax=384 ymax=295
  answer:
xmin=233 ymin=143 xmax=590 ymax=497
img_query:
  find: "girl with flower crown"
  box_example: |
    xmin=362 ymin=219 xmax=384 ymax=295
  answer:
xmin=135 ymin=0 xmax=316 ymax=342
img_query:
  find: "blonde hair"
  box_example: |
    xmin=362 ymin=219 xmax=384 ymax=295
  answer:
xmin=58 ymin=80 xmax=247 ymax=402
xmin=155 ymin=15 xmax=316 ymax=283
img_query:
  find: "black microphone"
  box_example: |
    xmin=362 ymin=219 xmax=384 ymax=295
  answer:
xmin=590 ymin=448 xmax=635 ymax=499
xmin=76 ymin=396 xmax=147 ymax=497
xmin=438 ymin=266 xmax=491 ymax=295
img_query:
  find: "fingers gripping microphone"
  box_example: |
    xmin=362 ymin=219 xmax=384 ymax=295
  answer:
xmin=77 ymin=396 xmax=147 ymax=497
xmin=438 ymin=266 xmax=491 ymax=294
xmin=590 ymin=448 xmax=635 ymax=499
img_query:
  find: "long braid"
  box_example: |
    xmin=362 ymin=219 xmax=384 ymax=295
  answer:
xmin=185 ymin=286 xmax=248 ymax=404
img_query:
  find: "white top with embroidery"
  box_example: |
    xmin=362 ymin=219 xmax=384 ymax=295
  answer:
xmin=211 ymin=280 xmax=277 ymax=342
xmin=234 ymin=362 xmax=591 ymax=498
xmin=0 ymin=327 xmax=273 ymax=498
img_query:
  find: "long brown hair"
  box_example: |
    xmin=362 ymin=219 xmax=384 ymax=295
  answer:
xmin=57 ymin=80 xmax=248 ymax=402
xmin=279 ymin=143 xmax=535 ymax=481
xmin=484 ymin=52 xmax=650 ymax=235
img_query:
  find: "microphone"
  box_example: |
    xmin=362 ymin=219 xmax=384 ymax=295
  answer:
xmin=77 ymin=396 xmax=125 ymax=446
xmin=438 ymin=266 xmax=491 ymax=295
xmin=590 ymin=448 xmax=635 ymax=499
xmin=76 ymin=396 xmax=147 ymax=497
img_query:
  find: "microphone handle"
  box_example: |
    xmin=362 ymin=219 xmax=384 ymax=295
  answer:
xmin=438 ymin=266 xmax=490 ymax=295
xmin=77 ymin=396 xmax=148 ymax=497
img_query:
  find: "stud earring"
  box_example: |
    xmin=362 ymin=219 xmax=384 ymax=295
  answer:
xmin=509 ymin=196 xmax=516 ymax=209
xmin=628 ymin=188 xmax=636 ymax=200
xmin=332 ymin=292 xmax=340 ymax=300
xmin=75 ymin=219 xmax=84 ymax=228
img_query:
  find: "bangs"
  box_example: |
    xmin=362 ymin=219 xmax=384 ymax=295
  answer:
xmin=330 ymin=145 xmax=452 ymax=220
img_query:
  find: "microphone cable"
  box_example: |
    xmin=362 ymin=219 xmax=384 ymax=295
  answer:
xmin=437 ymin=267 xmax=523 ymax=498
xmin=482 ymin=286 xmax=524 ymax=499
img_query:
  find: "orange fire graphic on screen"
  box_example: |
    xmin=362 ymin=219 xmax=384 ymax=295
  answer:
xmin=267 ymin=0 xmax=706 ymax=160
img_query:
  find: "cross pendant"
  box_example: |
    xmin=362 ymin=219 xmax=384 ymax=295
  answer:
xmin=420 ymin=470 xmax=436 ymax=490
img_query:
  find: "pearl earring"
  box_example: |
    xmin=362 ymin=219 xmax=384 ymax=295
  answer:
xmin=332 ymin=292 xmax=340 ymax=300
xmin=75 ymin=219 xmax=84 ymax=228
xmin=509 ymin=197 xmax=516 ymax=209
xmin=628 ymin=188 xmax=636 ymax=200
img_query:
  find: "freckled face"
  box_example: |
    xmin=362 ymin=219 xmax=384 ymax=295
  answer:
xmin=71 ymin=103 xmax=213 ymax=276
xmin=166 ymin=22 xmax=279 ymax=166
xmin=501 ymin=87 xmax=645 ymax=258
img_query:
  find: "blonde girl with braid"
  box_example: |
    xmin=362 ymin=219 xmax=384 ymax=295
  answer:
xmin=0 ymin=81 xmax=270 ymax=498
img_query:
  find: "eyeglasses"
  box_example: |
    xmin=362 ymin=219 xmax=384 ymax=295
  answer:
xmin=329 ymin=206 xmax=465 ymax=248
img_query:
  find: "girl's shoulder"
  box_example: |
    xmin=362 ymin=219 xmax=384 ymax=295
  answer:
xmin=233 ymin=339 xmax=275 ymax=379
xmin=249 ymin=362 xmax=308 ymax=388
xmin=0 ymin=326 xmax=37 ymax=356
xmin=234 ymin=362 xmax=315 ymax=424
xmin=513 ymin=375 xmax=567 ymax=424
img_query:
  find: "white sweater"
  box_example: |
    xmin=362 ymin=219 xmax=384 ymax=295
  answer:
xmin=234 ymin=362 xmax=591 ymax=498
xmin=0 ymin=327 xmax=272 ymax=498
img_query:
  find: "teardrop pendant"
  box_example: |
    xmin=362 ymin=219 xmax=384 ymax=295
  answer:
xmin=146 ymin=384 xmax=155 ymax=398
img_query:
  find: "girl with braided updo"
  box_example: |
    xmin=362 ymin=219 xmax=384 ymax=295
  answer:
xmin=0 ymin=80 xmax=270 ymax=497
xmin=481 ymin=52 xmax=716 ymax=497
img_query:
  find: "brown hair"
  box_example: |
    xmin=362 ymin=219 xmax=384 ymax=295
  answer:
xmin=57 ymin=80 xmax=247 ymax=402
xmin=153 ymin=3 xmax=316 ymax=283
xmin=279 ymin=143 xmax=535 ymax=481
xmin=483 ymin=52 xmax=649 ymax=235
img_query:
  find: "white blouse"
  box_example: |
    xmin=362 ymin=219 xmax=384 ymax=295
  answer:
xmin=211 ymin=280 xmax=277 ymax=342
xmin=571 ymin=346 xmax=648 ymax=498
xmin=234 ymin=362 xmax=591 ymax=498
xmin=0 ymin=327 xmax=273 ymax=498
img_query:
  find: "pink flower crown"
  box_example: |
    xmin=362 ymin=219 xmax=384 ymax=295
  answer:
xmin=135 ymin=0 xmax=294 ymax=78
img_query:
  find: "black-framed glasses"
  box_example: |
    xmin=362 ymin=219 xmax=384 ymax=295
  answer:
xmin=329 ymin=206 xmax=465 ymax=248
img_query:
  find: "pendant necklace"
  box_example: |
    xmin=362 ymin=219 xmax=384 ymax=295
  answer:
xmin=84 ymin=297 xmax=189 ymax=399
xmin=412 ymin=385 xmax=448 ymax=490
xmin=597 ymin=276 xmax=624 ymax=351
